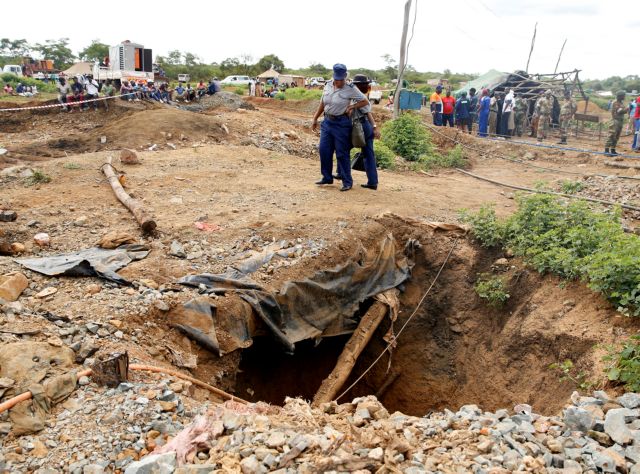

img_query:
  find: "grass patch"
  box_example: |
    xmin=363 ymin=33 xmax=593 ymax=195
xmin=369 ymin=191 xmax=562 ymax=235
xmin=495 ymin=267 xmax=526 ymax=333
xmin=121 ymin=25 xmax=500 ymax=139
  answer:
xmin=474 ymin=273 xmax=510 ymax=308
xmin=24 ymin=170 xmax=51 ymax=186
xmin=560 ymin=180 xmax=585 ymax=194
xmin=63 ymin=162 xmax=81 ymax=170
xmin=284 ymin=88 xmax=323 ymax=101
xmin=234 ymin=87 xmax=246 ymax=96
xmin=462 ymin=194 xmax=640 ymax=316
xmin=419 ymin=145 xmax=466 ymax=170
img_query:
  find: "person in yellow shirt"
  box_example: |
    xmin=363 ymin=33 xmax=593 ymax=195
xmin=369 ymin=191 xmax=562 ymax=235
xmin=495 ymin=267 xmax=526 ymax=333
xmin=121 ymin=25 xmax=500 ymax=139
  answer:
xmin=430 ymin=85 xmax=443 ymax=126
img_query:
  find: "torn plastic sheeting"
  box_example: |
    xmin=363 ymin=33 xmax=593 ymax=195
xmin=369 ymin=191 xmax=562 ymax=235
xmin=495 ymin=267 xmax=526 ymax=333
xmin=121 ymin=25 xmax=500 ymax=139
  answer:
xmin=14 ymin=244 xmax=150 ymax=285
xmin=169 ymin=297 xmax=222 ymax=356
xmin=178 ymin=234 xmax=417 ymax=353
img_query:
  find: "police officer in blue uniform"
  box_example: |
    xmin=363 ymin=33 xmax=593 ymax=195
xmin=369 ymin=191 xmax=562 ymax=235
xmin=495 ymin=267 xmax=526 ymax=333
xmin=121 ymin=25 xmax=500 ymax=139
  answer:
xmin=352 ymin=74 xmax=379 ymax=190
xmin=312 ymin=64 xmax=369 ymax=191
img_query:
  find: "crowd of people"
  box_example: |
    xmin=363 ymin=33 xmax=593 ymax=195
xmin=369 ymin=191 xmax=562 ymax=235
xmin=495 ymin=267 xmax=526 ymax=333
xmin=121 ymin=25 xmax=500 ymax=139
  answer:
xmin=1 ymin=82 xmax=39 ymax=97
xmin=430 ymin=84 xmax=640 ymax=155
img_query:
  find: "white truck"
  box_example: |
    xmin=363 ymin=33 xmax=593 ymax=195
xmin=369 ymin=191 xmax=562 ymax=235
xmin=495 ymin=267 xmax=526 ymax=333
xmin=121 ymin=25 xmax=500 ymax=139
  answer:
xmin=369 ymin=89 xmax=383 ymax=105
xmin=92 ymin=41 xmax=155 ymax=86
xmin=2 ymin=65 xmax=23 ymax=76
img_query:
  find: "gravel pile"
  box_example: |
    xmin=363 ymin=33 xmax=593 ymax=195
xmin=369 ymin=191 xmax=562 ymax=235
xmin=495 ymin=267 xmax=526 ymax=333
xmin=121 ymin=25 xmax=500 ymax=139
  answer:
xmin=180 ymin=92 xmax=255 ymax=113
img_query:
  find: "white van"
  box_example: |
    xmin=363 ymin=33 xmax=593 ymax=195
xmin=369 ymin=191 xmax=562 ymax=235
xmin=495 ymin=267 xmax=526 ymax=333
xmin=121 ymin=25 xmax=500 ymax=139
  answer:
xmin=2 ymin=65 xmax=23 ymax=76
xmin=221 ymin=75 xmax=251 ymax=85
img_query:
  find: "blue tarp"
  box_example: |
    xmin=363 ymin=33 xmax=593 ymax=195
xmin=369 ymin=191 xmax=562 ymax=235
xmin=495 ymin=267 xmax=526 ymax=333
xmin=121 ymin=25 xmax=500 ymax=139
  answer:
xmin=399 ymin=90 xmax=423 ymax=110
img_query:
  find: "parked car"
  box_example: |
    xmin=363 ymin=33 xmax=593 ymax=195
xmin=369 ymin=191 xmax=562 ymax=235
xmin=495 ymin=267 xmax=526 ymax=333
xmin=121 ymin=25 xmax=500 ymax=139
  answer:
xmin=369 ymin=89 xmax=383 ymax=105
xmin=177 ymin=74 xmax=191 ymax=83
xmin=2 ymin=65 xmax=23 ymax=76
xmin=220 ymin=75 xmax=251 ymax=85
xmin=308 ymin=77 xmax=325 ymax=87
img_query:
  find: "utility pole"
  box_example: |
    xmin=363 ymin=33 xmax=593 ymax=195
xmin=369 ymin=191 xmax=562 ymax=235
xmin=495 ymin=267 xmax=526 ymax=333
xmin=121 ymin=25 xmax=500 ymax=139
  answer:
xmin=554 ymin=39 xmax=567 ymax=74
xmin=393 ymin=0 xmax=412 ymax=119
xmin=525 ymin=22 xmax=537 ymax=74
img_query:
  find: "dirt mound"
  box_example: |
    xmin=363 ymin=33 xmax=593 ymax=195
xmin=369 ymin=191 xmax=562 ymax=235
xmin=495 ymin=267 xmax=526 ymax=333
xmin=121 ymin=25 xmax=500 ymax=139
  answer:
xmin=180 ymin=91 xmax=255 ymax=113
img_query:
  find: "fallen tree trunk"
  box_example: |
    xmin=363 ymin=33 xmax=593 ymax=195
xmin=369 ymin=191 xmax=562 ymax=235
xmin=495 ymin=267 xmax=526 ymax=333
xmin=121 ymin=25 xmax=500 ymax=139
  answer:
xmin=604 ymin=160 xmax=640 ymax=170
xmin=312 ymin=300 xmax=389 ymax=406
xmin=101 ymin=156 xmax=157 ymax=233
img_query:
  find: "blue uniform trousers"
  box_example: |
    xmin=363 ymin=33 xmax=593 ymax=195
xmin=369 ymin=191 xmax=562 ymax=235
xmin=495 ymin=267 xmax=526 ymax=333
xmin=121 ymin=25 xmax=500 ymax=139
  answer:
xmin=361 ymin=120 xmax=378 ymax=186
xmin=633 ymin=118 xmax=640 ymax=150
xmin=478 ymin=110 xmax=489 ymax=137
xmin=432 ymin=112 xmax=443 ymax=126
xmin=319 ymin=115 xmax=353 ymax=187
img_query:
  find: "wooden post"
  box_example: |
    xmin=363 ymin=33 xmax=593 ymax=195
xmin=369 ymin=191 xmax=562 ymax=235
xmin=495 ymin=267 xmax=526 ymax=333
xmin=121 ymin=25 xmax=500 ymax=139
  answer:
xmin=525 ymin=22 xmax=537 ymax=74
xmin=393 ymin=0 xmax=412 ymax=119
xmin=312 ymin=300 xmax=389 ymax=406
xmin=554 ymin=39 xmax=567 ymax=74
xmin=101 ymin=156 xmax=157 ymax=233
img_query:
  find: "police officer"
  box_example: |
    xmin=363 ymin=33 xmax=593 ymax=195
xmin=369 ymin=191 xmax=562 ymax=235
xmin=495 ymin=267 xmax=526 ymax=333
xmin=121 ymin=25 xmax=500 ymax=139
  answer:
xmin=352 ymin=74 xmax=380 ymax=190
xmin=312 ymin=64 xmax=369 ymax=191
xmin=605 ymin=90 xmax=629 ymax=156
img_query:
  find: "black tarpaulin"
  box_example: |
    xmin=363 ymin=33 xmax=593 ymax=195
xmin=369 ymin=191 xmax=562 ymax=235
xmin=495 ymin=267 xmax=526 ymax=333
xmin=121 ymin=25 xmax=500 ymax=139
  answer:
xmin=15 ymin=244 xmax=150 ymax=285
xmin=177 ymin=234 xmax=417 ymax=353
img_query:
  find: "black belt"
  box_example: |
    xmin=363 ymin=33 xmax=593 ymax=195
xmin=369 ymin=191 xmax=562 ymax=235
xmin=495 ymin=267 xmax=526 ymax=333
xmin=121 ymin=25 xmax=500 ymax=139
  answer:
xmin=324 ymin=113 xmax=347 ymax=120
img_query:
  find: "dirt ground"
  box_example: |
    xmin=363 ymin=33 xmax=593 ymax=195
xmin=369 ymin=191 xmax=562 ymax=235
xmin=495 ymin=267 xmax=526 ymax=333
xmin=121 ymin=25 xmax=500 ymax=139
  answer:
xmin=1 ymin=96 xmax=640 ymax=419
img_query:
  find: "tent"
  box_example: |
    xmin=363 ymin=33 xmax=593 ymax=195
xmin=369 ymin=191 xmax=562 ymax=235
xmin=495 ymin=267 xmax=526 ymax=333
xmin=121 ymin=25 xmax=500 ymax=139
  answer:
xmin=279 ymin=74 xmax=305 ymax=87
xmin=454 ymin=69 xmax=508 ymax=96
xmin=257 ymin=68 xmax=280 ymax=81
xmin=62 ymin=62 xmax=93 ymax=77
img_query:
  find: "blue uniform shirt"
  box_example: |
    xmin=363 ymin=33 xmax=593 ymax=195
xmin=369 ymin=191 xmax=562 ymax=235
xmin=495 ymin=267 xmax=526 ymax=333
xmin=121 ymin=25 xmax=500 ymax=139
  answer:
xmin=322 ymin=80 xmax=366 ymax=115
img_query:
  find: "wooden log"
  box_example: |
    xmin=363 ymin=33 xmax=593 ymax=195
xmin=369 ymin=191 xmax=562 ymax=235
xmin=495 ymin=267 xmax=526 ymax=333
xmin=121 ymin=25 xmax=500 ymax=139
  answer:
xmin=375 ymin=370 xmax=401 ymax=399
xmin=604 ymin=160 xmax=640 ymax=170
xmin=101 ymin=156 xmax=156 ymax=233
xmin=312 ymin=300 xmax=388 ymax=406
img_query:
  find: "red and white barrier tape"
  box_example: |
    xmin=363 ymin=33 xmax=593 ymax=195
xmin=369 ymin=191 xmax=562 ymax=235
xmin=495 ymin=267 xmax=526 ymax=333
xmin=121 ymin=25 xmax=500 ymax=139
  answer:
xmin=0 ymin=93 xmax=139 ymax=112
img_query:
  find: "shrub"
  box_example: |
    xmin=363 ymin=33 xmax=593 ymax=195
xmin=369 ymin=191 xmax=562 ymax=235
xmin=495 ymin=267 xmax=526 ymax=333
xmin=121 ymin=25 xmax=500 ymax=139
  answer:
xmin=604 ymin=336 xmax=640 ymax=392
xmin=475 ymin=273 xmax=510 ymax=308
xmin=24 ymin=170 xmax=51 ymax=186
xmin=459 ymin=205 xmax=504 ymax=247
xmin=420 ymin=144 xmax=466 ymax=170
xmin=284 ymin=88 xmax=323 ymax=101
xmin=275 ymin=92 xmax=286 ymax=101
xmin=381 ymin=113 xmax=434 ymax=161
xmin=464 ymin=194 xmax=640 ymax=316
xmin=234 ymin=87 xmax=246 ymax=96
xmin=349 ymin=141 xmax=397 ymax=171
xmin=63 ymin=162 xmax=81 ymax=170
xmin=560 ymin=180 xmax=585 ymax=194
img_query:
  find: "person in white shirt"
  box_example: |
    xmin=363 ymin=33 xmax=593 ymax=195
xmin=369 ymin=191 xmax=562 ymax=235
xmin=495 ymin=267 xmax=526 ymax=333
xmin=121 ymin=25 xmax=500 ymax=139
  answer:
xmin=83 ymin=75 xmax=100 ymax=110
xmin=56 ymin=77 xmax=70 ymax=112
xmin=500 ymin=88 xmax=515 ymax=137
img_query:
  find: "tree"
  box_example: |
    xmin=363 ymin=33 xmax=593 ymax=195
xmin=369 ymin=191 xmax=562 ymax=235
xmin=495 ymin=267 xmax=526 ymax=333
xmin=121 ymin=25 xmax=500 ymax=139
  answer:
xmin=165 ymin=50 xmax=183 ymax=65
xmin=0 ymin=38 xmax=31 ymax=57
xmin=255 ymin=54 xmax=285 ymax=73
xmin=381 ymin=54 xmax=397 ymax=79
xmin=307 ymin=63 xmax=330 ymax=76
xmin=79 ymin=40 xmax=109 ymax=63
xmin=220 ymin=57 xmax=241 ymax=75
xmin=34 ymin=38 xmax=75 ymax=68
xmin=183 ymin=52 xmax=200 ymax=67
xmin=239 ymin=53 xmax=254 ymax=75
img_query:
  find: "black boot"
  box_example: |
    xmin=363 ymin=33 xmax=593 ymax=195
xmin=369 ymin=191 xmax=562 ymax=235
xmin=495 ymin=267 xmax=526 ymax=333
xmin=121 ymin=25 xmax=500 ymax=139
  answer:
xmin=610 ymin=149 xmax=619 ymax=156
xmin=604 ymin=148 xmax=611 ymax=156
xmin=557 ymin=138 xmax=567 ymax=144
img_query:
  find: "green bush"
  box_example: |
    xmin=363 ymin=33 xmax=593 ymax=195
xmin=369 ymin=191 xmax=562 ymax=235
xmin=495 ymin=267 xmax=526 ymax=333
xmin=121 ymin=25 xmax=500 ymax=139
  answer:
xmin=0 ymin=73 xmax=57 ymax=93
xmin=24 ymin=170 xmax=51 ymax=186
xmin=234 ymin=86 xmax=246 ymax=96
xmin=349 ymin=141 xmax=396 ymax=170
xmin=459 ymin=205 xmax=504 ymax=247
xmin=275 ymin=92 xmax=286 ymax=101
xmin=420 ymin=144 xmax=466 ymax=170
xmin=560 ymin=180 xmax=585 ymax=194
xmin=464 ymin=194 xmax=640 ymax=316
xmin=284 ymin=88 xmax=323 ymax=100
xmin=604 ymin=336 xmax=640 ymax=392
xmin=381 ymin=113 xmax=434 ymax=161
xmin=475 ymin=273 xmax=510 ymax=308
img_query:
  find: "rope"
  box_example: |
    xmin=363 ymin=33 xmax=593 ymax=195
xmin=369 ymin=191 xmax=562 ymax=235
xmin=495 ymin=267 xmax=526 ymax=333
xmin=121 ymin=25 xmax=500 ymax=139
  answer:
xmin=424 ymin=122 xmax=640 ymax=181
xmin=454 ymin=168 xmax=640 ymax=212
xmin=334 ymin=237 xmax=459 ymax=402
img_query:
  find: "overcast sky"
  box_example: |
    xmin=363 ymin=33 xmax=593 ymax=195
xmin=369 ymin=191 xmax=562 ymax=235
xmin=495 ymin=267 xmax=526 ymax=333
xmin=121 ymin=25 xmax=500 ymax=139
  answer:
xmin=5 ymin=0 xmax=637 ymax=80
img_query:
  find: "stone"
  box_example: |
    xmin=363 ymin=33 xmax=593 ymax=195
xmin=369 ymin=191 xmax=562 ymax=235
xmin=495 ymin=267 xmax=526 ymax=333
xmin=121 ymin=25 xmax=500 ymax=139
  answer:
xmin=175 ymin=466 xmax=216 ymax=474
xmin=562 ymin=460 xmax=583 ymax=474
xmin=86 ymin=284 xmax=102 ymax=295
xmin=139 ymin=279 xmax=159 ymax=290
xmin=368 ymin=447 xmax=384 ymax=461
xmin=626 ymin=445 xmax=640 ymax=464
xmin=120 ymin=149 xmax=140 ymax=165
xmin=34 ymin=233 xmax=50 ymax=247
xmin=0 ymin=272 xmax=29 ymax=302
xmin=83 ymin=465 xmax=106 ymax=474
xmin=31 ymin=439 xmax=48 ymax=458
xmin=158 ymin=401 xmax=177 ymax=412
xmin=563 ymin=406 xmax=595 ymax=432
xmin=169 ymin=241 xmax=187 ymax=258
xmin=78 ymin=375 xmax=91 ymax=386
xmin=153 ymin=300 xmax=170 ymax=312
xmin=266 ymin=431 xmax=287 ymax=448
xmin=604 ymin=408 xmax=633 ymax=445
xmin=240 ymin=455 xmax=261 ymax=474
xmin=617 ymin=393 xmax=640 ymax=409
xmin=74 ymin=215 xmax=88 ymax=227
xmin=11 ymin=242 xmax=26 ymax=253
xmin=36 ymin=287 xmax=58 ymax=298
xmin=124 ymin=452 xmax=176 ymax=474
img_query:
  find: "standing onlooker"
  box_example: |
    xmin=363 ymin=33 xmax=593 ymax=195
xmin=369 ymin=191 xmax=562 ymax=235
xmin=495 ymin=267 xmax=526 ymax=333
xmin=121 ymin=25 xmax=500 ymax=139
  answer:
xmin=441 ymin=90 xmax=456 ymax=127
xmin=468 ymin=88 xmax=478 ymax=133
xmin=534 ymin=90 xmax=553 ymax=142
xmin=454 ymin=92 xmax=471 ymax=132
xmin=430 ymin=85 xmax=443 ymax=126
xmin=558 ymin=91 xmax=577 ymax=144
xmin=351 ymin=75 xmax=380 ymax=190
xmin=249 ymin=78 xmax=256 ymax=97
xmin=495 ymin=92 xmax=504 ymax=136
xmin=102 ymin=80 xmax=115 ymax=111
xmin=605 ymin=90 xmax=628 ymax=156
xmin=500 ymin=88 xmax=514 ymax=137
xmin=514 ymin=95 xmax=527 ymax=137
xmin=489 ymin=92 xmax=498 ymax=136
xmin=633 ymin=95 xmax=640 ymax=152
xmin=255 ymin=81 xmax=263 ymax=97
xmin=478 ymin=88 xmax=491 ymax=137
xmin=56 ymin=77 xmax=70 ymax=112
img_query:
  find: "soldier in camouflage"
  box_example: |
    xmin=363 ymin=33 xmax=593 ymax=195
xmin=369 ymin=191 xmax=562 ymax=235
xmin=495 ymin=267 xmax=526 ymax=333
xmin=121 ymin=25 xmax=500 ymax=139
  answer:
xmin=534 ymin=90 xmax=553 ymax=142
xmin=558 ymin=90 xmax=577 ymax=144
xmin=514 ymin=95 xmax=528 ymax=137
xmin=605 ymin=90 xmax=629 ymax=156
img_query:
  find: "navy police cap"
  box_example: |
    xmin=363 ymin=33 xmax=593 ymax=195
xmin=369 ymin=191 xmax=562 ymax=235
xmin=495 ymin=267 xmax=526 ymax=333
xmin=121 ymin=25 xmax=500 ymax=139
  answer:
xmin=332 ymin=63 xmax=348 ymax=81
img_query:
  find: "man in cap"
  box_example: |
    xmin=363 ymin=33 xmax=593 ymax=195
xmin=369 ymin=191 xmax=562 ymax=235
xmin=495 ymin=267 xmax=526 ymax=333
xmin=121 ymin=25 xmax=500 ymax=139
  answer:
xmin=430 ymin=85 xmax=444 ymax=126
xmin=605 ymin=90 xmax=629 ymax=156
xmin=558 ymin=90 xmax=577 ymax=144
xmin=311 ymin=64 xmax=369 ymax=191
xmin=533 ymin=90 xmax=553 ymax=142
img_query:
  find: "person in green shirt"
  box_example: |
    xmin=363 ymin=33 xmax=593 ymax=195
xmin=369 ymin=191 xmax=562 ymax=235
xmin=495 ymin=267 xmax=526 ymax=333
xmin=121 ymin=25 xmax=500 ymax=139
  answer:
xmin=101 ymin=80 xmax=115 ymax=111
